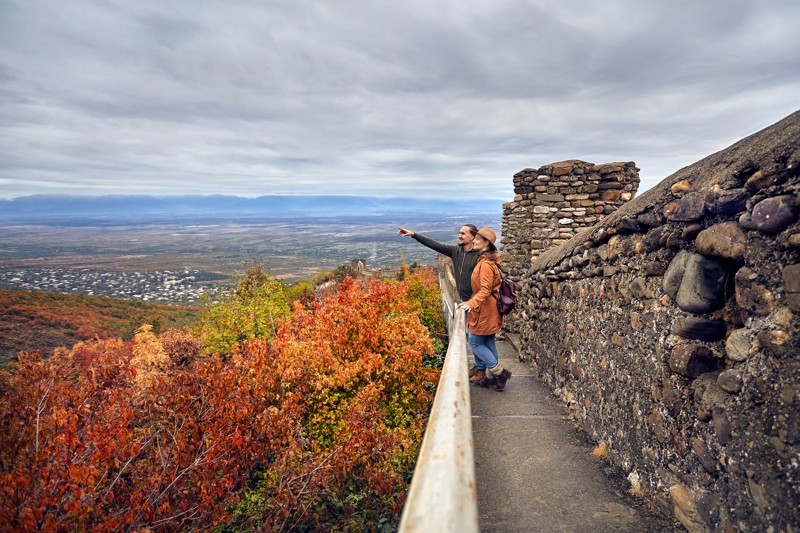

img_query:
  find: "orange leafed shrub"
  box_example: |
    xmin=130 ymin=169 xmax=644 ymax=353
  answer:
xmin=0 ymin=271 xmax=442 ymax=531
xmin=242 ymin=275 xmax=440 ymax=528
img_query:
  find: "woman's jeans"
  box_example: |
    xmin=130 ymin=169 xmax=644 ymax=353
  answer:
xmin=468 ymin=332 xmax=498 ymax=371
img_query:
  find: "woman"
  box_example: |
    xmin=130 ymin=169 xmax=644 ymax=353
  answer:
xmin=456 ymin=227 xmax=512 ymax=391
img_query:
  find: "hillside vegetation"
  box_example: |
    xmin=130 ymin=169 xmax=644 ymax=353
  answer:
xmin=0 ymin=265 xmax=445 ymax=531
xmin=0 ymin=289 xmax=200 ymax=363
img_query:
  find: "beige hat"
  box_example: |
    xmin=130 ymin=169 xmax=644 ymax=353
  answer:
xmin=476 ymin=226 xmax=497 ymax=250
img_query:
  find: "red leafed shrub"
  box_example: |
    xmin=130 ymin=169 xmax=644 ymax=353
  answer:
xmin=0 ymin=271 xmax=441 ymax=531
xmin=0 ymin=341 xmax=140 ymax=531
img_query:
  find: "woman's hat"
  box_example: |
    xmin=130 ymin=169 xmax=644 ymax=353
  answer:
xmin=476 ymin=226 xmax=497 ymax=250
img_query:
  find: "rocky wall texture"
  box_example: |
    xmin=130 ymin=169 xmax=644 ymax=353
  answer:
xmin=510 ymin=111 xmax=800 ymax=532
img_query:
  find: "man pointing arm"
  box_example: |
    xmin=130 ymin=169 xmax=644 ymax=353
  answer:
xmin=397 ymin=224 xmax=480 ymax=302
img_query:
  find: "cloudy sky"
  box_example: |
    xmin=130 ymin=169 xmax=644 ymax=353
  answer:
xmin=1 ymin=0 xmax=798 ymax=201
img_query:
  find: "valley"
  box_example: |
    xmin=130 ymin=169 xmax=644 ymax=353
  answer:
xmin=0 ymin=214 xmax=501 ymax=302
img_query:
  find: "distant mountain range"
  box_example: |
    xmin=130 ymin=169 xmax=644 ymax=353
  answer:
xmin=0 ymin=194 xmax=505 ymax=222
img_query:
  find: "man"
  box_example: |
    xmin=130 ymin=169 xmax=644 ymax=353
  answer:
xmin=397 ymin=224 xmax=480 ymax=302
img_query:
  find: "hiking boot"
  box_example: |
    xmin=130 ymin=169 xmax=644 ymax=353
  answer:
xmin=491 ymin=369 xmax=512 ymax=391
xmin=469 ymin=370 xmax=485 ymax=383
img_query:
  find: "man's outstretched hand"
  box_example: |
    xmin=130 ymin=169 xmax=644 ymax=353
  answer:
xmin=397 ymin=227 xmax=415 ymax=237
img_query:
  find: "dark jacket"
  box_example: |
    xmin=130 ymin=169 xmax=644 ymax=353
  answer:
xmin=412 ymin=233 xmax=480 ymax=301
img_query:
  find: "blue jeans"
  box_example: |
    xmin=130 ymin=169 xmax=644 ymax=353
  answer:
xmin=468 ymin=332 xmax=498 ymax=371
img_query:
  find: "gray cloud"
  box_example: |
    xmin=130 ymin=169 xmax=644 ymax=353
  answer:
xmin=1 ymin=0 xmax=799 ymax=200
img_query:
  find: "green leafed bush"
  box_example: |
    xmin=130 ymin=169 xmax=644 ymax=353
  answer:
xmin=196 ymin=264 xmax=291 ymax=355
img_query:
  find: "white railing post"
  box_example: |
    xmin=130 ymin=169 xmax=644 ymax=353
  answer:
xmin=398 ymin=269 xmax=478 ymax=532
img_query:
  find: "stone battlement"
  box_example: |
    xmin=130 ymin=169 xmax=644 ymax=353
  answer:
xmin=502 ymin=160 xmax=639 ymax=279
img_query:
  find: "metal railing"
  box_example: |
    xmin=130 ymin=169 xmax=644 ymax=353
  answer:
xmin=398 ymin=267 xmax=479 ymax=532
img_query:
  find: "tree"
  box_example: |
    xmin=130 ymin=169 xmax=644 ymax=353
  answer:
xmin=196 ymin=265 xmax=290 ymax=356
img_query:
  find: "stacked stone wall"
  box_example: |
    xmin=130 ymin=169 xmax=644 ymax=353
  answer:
xmin=501 ymin=160 xmax=639 ymax=280
xmin=506 ymin=111 xmax=800 ymax=531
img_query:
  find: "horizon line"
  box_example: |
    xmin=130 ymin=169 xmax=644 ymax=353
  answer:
xmin=1 ymin=193 xmax=508 ymax=202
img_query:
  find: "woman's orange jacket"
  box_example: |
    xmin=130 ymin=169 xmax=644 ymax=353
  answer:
xmin=463 ymin=255 xmax=502 ymax=335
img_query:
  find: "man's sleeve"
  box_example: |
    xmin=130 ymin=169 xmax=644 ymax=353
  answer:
xmin=412 ymin=233 xmax=457 ymax=259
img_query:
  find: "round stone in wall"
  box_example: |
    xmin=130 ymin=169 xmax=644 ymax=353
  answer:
xmin=725 ymin=328 xmax=752 ymax=361
xmin=680 ymin=255 xmax=733 ymax=313
xmin=695 ymin=222 xmax=747 ymax=263
xmin=718 ymin=369 xmax=744 ymax=394
xmin=672 ymin=317 xmax=727 ymax=341
xmin=663 ymin=192 xmax=706 ymax=221
xmin=739 ymin=195 xmax=798 ymax=234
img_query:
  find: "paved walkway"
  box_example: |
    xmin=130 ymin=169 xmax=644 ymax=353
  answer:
xmin=470 ymin=335 xmax=678 ymax=533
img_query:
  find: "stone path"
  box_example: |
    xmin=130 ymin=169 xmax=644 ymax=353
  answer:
xmin=470 ymin=335 xmax=678 ymax=532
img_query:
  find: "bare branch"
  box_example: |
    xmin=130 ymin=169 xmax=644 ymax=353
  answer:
xmin=34 ymin=385 xmax=51 ymax=454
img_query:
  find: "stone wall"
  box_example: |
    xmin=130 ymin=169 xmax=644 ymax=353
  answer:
xmin=501 ymin=160 xmax=640 ymax=280
xmin=507 ymin=111 xmax=800 ymax=531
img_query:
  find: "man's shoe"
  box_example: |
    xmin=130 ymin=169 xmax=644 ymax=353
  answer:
xmin=491 ymin=369 xmax=512 ymax=391
xmin=469 ymin=370 xmax=485 ymax=383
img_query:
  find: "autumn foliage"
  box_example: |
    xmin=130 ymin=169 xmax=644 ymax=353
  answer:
xmin=0 ymin=268 xmax=443 ymax=531
xmin=0 ymin=289 xmax=200 ymax=363
xmin=195 ymin=265 xmax=291 ymax=356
